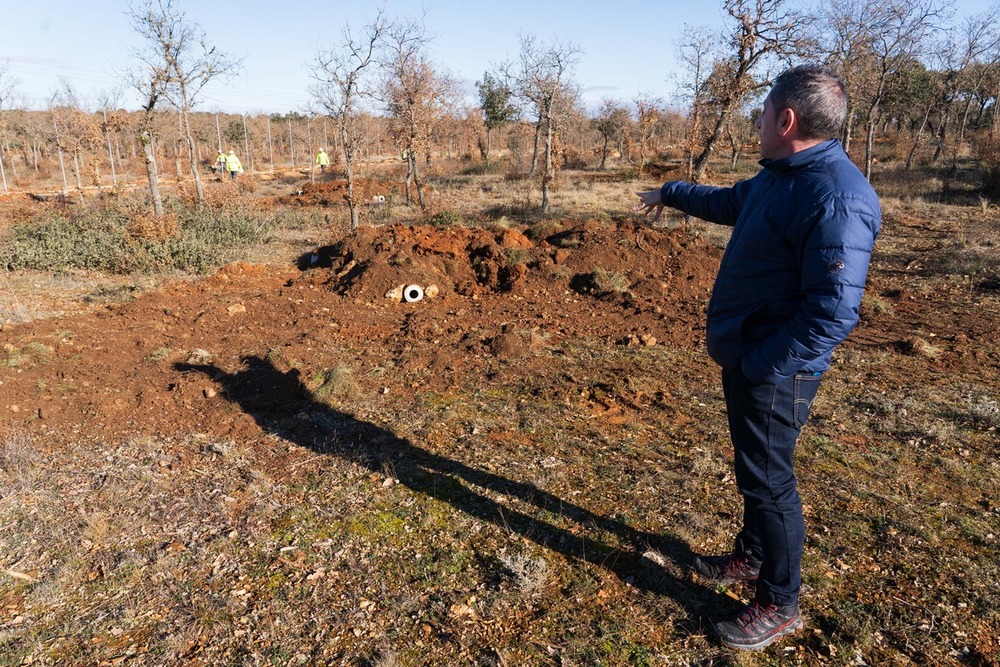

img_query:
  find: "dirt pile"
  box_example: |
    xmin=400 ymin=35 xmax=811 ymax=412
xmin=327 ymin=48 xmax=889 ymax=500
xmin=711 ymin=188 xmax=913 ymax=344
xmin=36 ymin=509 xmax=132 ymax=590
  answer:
xmin=278 ymin=178 xmax=398 ymax=207
xmin=306 ymin=219 xmax=720 ymax=307
xmin=0 ymin=219 xmax=723 ymax=444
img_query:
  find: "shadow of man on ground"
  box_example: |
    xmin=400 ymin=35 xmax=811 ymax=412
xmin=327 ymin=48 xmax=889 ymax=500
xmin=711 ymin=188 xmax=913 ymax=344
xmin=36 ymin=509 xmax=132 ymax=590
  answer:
xmin=176 ymin=356 xmax=718 ymax=631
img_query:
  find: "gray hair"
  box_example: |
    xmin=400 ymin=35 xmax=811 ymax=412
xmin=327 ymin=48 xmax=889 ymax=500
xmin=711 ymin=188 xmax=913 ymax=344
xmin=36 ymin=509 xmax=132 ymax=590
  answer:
xmin=769 ymin=64 xmax=848 ymax=140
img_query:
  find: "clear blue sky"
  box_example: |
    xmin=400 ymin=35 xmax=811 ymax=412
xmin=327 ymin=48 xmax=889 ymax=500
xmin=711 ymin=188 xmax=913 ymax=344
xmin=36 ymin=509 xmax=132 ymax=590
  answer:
xmin=0 ymin=0 xmax=994 ymax=115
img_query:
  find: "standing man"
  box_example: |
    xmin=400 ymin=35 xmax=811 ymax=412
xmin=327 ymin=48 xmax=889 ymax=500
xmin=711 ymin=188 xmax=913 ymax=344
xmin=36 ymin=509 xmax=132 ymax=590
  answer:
xmin=315 ymin=147 xmax=330 ymax=174
xmin=225 ymin=149 xmax=242 ymax=180
xmin=215 ymin=149 xmax=226 ymax=176
xmin=635 ymin=64 xmax=880 ymax=651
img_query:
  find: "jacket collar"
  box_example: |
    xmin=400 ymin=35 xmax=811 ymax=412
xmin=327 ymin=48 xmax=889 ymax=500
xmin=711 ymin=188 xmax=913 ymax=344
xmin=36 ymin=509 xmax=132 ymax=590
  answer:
xmin=759 ymin=139 xmax=842 ymax=174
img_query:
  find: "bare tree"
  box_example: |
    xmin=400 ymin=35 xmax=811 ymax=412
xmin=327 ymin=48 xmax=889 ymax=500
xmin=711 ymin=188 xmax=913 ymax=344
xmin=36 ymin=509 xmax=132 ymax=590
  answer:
xmin=509 ymin=35 xmax=581 ymax=214
xmin=50 ymin=81 xmax=100 ymax=204
xmin=824 ymin=0 xmax=948 ymax=178
xmin=818 ymin=0 xmax=878 ymax=155
xmin=311 ymin=12 xmax=387 ymax=229
xmin=380 ymin=17 xmax=455 ymax=210
xmin=633 ymin=94 xmax=662 ymax=175
xmin=126 ymin=2 xmax=172 ymax=215
xmin=0 ymin=64 xmax=19 ymax=193
xmin=127 ymin=0 xmax=239 ymax=211
xmin=95 ymin=89 xmax=126 ymax=188
xmin=592 ymin=98 xmax=630 ymax=170
xmin=931 ymin=6 xmax=1000 ymax=161
xmin=881 ymin=60 xmax=941 ymax=169
xmin=688 ymin=0 xmax=809 ymax=181
xmin=676 ymin=25 xmax=719 ymax=179
xmin=725 ymin=101 xmax=756 ymax=167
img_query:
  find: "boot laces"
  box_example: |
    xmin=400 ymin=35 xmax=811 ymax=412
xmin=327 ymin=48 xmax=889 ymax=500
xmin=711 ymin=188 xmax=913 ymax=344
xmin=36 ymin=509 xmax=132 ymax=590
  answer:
xmin=724 ymin=556 xmax=753 ymax=577
xmin=736 ymin=600 xmax=778 ymax=631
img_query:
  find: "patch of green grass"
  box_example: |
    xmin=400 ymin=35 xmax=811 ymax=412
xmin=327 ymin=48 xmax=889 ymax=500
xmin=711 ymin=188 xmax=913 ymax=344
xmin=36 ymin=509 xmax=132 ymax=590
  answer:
xmin=313 ymin=365 xmax=358 ymax=401
xmin=426 ymin=209 xmax=464 ymax=227
xmin=346 ymin=511 xmax=407 ymax=539
xmin=862 ymin=293 xmax=895 ymax=316
xmin=590 ymin=268 xmax=632 ymax=295
xmin=143 ymin=347 xmax=171 ymax=363
xmin=83 ymin=284 xmax=141 ymax=304
xmin=504 ymin=247 xmax=530 ymax=265
xmin=2 ymin=342 xmax=53 ymax=368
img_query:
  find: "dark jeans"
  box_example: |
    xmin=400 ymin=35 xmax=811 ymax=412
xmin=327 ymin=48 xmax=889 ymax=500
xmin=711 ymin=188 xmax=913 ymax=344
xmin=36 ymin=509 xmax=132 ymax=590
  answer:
xmin=722 ymin=367 xmax=822 ymax=606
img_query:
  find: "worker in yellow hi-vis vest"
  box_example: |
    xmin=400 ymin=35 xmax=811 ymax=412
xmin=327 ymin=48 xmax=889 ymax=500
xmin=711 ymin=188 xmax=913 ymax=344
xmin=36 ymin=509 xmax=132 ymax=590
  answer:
xmin=224 ymin=149 xmax=243 ymax=180
xmin=315 ymin=147 xmax=330 ymax=174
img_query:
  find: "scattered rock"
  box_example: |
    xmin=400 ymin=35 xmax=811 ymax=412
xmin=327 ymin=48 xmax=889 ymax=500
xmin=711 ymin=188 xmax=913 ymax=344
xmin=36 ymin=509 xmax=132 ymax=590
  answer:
xmin=617 ymin=333 xmax=657 ymax=347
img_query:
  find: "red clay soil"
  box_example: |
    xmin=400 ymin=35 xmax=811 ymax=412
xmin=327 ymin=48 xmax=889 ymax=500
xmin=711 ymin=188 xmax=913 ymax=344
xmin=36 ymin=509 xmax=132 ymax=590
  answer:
xmin=0 ymin=220 xmax=720 ymax=447
xmin=2 ymin=212 xmax=997 ymax=451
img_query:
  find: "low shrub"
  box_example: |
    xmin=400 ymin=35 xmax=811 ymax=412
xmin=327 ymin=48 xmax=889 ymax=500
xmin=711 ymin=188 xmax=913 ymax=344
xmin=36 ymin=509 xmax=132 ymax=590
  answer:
xmin=0 ymin=202 xmax=285 ymax=275
xmin=426 ymin=209 xmax=464 ymax=227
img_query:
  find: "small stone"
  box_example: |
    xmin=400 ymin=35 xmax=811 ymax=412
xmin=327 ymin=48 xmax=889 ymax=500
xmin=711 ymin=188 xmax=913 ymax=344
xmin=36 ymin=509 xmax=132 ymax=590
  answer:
xmin=385 ymin=284 xmax=405 ymax=301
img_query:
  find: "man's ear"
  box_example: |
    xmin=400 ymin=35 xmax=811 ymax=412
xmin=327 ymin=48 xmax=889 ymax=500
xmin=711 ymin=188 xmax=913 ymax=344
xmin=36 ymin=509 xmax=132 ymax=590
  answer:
xmin=778 ymin=108 xmax=796 ymax=136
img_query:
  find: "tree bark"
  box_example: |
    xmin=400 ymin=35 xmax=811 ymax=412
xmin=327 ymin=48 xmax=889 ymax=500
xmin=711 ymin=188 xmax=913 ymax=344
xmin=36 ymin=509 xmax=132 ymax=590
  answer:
xmin=341 ymin=125 xmax=360 ymax=230
xmin=484 ymin=127 xmax=493 ymax=169
xmin=403 ymin=151 xmax=413 ymax=205
xmin=411 ymin=152 xmax=426 ymax=209
xmin=71 ymin=149 xmax=84 ymax=205
xmin=140 ymin=124 xmax=164 ymax=216
xmin=529 ymin=114 xmax=541 ymax=175
xmin=905 ymin=107 xmax=932 ymax=170
xmin=692 ymin=108 xmax=731 ymax=182
xmin=842 ymin=107 xmax=856 ymax=155
xmin=932 ymin=110 xmax=951 ymax=163
xmin=181 ymin=108 xmax=205 ymax=208
xmin=541 ymin=113 xmax=553 ymax=214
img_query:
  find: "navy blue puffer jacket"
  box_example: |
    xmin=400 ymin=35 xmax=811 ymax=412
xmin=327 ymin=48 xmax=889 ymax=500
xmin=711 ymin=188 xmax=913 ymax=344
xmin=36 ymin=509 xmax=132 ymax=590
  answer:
xmin=660 ymin=140 xmax=881 ymax=384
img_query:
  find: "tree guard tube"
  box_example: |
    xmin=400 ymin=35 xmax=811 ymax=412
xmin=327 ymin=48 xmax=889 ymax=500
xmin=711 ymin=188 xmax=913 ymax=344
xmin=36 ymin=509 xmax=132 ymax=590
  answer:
xmin=403 ymin=285 xmax=424 ymax=302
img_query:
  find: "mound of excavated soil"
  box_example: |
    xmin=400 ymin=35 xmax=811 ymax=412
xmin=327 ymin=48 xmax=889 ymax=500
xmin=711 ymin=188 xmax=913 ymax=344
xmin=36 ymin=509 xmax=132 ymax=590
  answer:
xmin=278 ymin=178 xmax=398 ymax=207
xmin=0 ymin=218 xmax=726 ymax=446
xmin=305 ymin=219 xmax=720 ymax=307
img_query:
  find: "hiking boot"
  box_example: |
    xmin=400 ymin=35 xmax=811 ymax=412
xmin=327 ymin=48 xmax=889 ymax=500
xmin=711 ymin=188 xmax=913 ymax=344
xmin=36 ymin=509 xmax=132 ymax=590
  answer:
xmin=714 ymin=591 xmax=803 ymax=651
xmin=693 ymin=536 xmax=761 ymax=584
